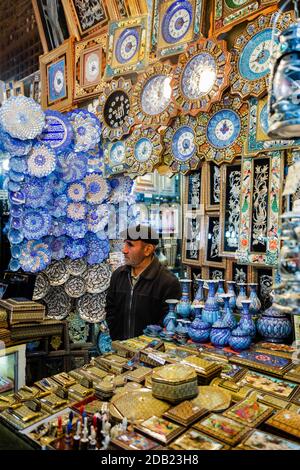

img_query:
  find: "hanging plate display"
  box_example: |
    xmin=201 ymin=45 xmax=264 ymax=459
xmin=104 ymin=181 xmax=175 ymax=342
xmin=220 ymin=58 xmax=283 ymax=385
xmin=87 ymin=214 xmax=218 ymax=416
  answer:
xmin=19 ymin=240 xmax=51 ymax=273
xmin=84 ymin=173 xmax=110 ymax=205
xmin=125 ymin=127 xmax=163 ymax=176
xmin=44 ymin=287 xmax=72 ymax=320
xmin=77 ymin=292 xmax=107 ymax=323
xmin=32 ymin=272 xmax=50 ymax=300
xmin=108 ymin=176 xmax=134 ymax=204
xmin=163 ymin=114 xmax=202 ymax=174
xmin=67 ymin=182 xmax=86 ymax=202
xmin=230 ymin=12 xmax=294 ymax=99
xmin=23 ymin=177 xmax=53 ymax=209
xmin=197 ymin=94 xmax=248 ymax=164
xmin=44 ymin=260 xmax=70 ymax=286
xmin=85 ymin=262 xmax=111 ymax=294
xmin=87 ymin=204 xmax=109 ymax=233
xmin=64 ymin=276 xmax=86 ymax=298
xmin=95 ymin=77 xmax=135 ymax=141
xmin=65 ymin=220 xmax=87 ymax=239
xmin=86 ymin=236 xmax=110 ymax=265
xmin=56 ymin=152 xmax=88 ymax=183
xmin=65 ymin=238 xmax=87 ymax=260
xmin=66 ymin=258 xmax=87 ymax=276
xmin=66 ymin=202 xmax=87 ymax=221
xmin=22 ymin=208 xmax=52 ymax=240
xmin=27 ymin=143 xmax=56 ymax=178
xmin=172 ymin=39 xmax=231 ymax=114
xmin=38 ymin=110 xmax=74 ymax=152
xmin=9 ymin=157 xmax=27 ymax=174
xmin=68 ymin=109 xmax=101 ymax=153
xmin=132 ymin=62 xmax=178 ymax=128
xmin=47 ymin=236 xmax=66 ymax=261
xmin=0 ymin=95 xmax=45 ymax=140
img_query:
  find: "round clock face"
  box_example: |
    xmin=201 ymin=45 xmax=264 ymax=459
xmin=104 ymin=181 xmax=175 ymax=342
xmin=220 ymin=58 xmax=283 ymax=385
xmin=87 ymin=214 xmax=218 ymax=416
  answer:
xmin=110 ymin=142 xmax=125 ymax=165
xmin=161 ymin=0 xmax=192 ymax=44
xmin=53 ymin=70 xmax=64 ymax=95
xmin=134 ymin=138 xmax=153 ymax=162
xmin=115 ymin=28 xmax=140 ymax=64
xmin=238 ymin=28 xmax=275 ymax=81
xmin=260 ymin=103 xmax=269 ymax=135
xmin=181 ymin=53 xmax=217 ymax=99
xmin=206 ymin=109 xmax=241 ymax=149
xmin=141 ymin=75 xmax=172 ymax=116
xmin=171 ymin=125 xmax=195 ymax=161
xmin=103 ymin=90 xmax=130 ymax=128
xmin=225 ymin=0 xmax=249 ymax=8
xmin=85 ymin=52 xmax=100 ymax=83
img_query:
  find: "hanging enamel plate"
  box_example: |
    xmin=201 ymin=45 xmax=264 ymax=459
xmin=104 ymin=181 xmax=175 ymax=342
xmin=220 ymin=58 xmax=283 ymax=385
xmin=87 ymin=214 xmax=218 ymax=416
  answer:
xmin=85 ymin=262 xmax=111 ymax=294
xmin=22 ymin=208 xmax=52 ymax=240
xmin=32 ymin=272 xmax=50 ymax=300
xmin=27 ymin=143 xmax=56 ymax=178
xmin=44 ymin=287 xmax=72 ymax=320
xmin=84 ymin=173 xmax=110 ymax=204
xmin=163 ymin=114 xmax=201 ymax=174
xmin=125 ymin=127 xmax=163 ymax=176
xmin=38 ymin=110 xmax=74 ymax=153
xmin=173 ymin=39 xmax=231 ymax=114
xmin=44 ymin=260 xmax=70 ymax=286
xmin=19 ymin=239 xmax=51 ymax=273
xmin=197 ymin=94 xmax=248 ymax=164
xmin=76 ymin=292 xmax=107 ymax=323
xmin=56 ymin=152 xmax=88 ymax=183
xmin=230 ymin=12 xmax=294 ymax=99
xmin=64 ymin=276 xmax=86 ymax=298
xmin=68 ymin=109 xmax=101 ymax=153
xmin=0 ymin=95 xmax=45 ymax=140
xmin=66 ymin=258 xmax=87 ymax=277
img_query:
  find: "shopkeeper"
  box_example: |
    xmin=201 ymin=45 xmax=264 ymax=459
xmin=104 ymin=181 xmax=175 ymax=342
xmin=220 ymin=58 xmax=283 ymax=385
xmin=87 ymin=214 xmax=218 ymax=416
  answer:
xmin=105 ymin=224 xmax=181 ymax=340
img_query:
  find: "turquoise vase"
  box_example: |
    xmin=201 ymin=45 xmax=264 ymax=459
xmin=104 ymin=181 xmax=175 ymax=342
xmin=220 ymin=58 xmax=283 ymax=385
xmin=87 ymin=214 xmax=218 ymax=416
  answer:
xmin=215 ymin=279 xmax=225 ymax=309
xmin=248 ymin=283 xmax=261 ymax=315
xmin=192 ymin=279 xmax=205 ymax=308
xmin=176 ymin=279 xmax=192 ymax=319
xmin=163 ymin=299 xmax=178 ymax=328
xmin=236 ymin=283 xmax=248 ymax=311
xmin=229 ymin=327 xmax=252 ymax=352
xmin=239 ymin=299 xmax=256 ymax=338
xmin=221 ymin=293 xmax=237 ymax=330
xmin=188 ymin=306 xmax=211 ymax=343
xmin=202 ymin=280 xmax=220 ymax=324
xmin=227 ymin=281 xmax=237 ymax=310
xmin=210 ymin=320 xmax=231 ymax=348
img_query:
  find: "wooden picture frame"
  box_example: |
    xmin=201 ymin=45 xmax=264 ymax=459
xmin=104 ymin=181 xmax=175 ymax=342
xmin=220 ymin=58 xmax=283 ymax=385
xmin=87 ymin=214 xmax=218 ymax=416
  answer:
xmin=226 ymin=260 xmax=251 ymax=284
xmin=40 ymin=38 xmax=74 ymax=112
xmin=181 ymin=210 xmax=202 ymax=266
xmin=201 ymin=213 xmax=226 ymax=268
xmin=202 ymin=266 xmax=227 ymax=281
xmin=32 ymin=0 xmax=71 ymax=53
xmin=204 ymin=162 xmax=221 ymax=212
xmin=74 ymin=36 xmax=105 ymax=101
xmin=183 ymin=167 xmax=204 ymax=209
xmin=220 ymin=160 xmax=242 ymax=257
xmin=238 ymin=151 xmax=283 ymax=267
xmin=13 ymin=81 xmax=24 ymax=97
xmin=61 ymin=0 xmax=111 ymax=39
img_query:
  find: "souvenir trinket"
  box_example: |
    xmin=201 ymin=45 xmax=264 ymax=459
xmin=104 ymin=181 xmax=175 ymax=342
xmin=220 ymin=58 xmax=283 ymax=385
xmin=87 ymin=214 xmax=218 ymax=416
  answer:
xmin=265 ymin=409 xmax=300 ymax=440
xmin=126 ymin=126 xmax=163 ymax=176
xmin=151 ymin=364 xmax=198 ymax=404
xmin=223 ymin=393 xmax=273 ymax=427
xmin=135 ymin=415 xmax=184 ymax=444
xmin=192 ymin=386 xmax=231 ymax=412
xmin=169 ymin=428 xmax=230 ymax=450
xmin=236 ymin=429 xmax=300 ymax=451
xmin=237 ymin=370 xmax=298 ymax=400
xmin=111 ymin=430 xmax=162 ymax=451
xmin=193 ymin=413 xmax=251 ymax=446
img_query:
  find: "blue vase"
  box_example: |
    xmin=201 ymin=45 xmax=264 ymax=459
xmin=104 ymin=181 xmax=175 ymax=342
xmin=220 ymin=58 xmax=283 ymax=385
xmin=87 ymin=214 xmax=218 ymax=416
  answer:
xmin=215 ymin=279 xmax=225 ymax=309
xmin=221 ymin=294 xmax=237 ymax=330
xmin=210 ymin=320 xmax=231 ymax=348
xmin=188 ymin=306 xmax=211 ymax=343
xmin=163 ymin=299 xmax=178 ymax=328
xmin=176 ymin=279 xmax=192 ymax=319
xmin=239 ymin=300 xmax=256 ymax=337
xmin=236 ymin=283 xmax=248 ymax=311
xmin=202 ymin=280 xmax=220 ymax=324
xmin=257 ymin=306 xmax=292 ymax=343
xmin=249 ymin=283 xmax=261 ymax=315
xmin=175 ymin=319 xmax=190 ymax=344
xmin=229 ymin=327 xmax=252 ymax=352
xmin=227 ymin=281 xmax=237 ymax=310
xmin=192 ymin=279 xmax=205 ymax=308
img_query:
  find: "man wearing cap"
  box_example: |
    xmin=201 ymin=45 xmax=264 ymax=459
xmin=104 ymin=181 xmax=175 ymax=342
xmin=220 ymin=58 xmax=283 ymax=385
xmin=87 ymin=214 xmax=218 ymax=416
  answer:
xmin=105 ymin=224 xmax=181 ymax=340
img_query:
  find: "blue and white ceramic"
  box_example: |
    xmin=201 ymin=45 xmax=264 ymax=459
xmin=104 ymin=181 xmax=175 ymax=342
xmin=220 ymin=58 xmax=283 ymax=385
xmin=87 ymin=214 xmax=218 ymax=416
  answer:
xmin=87 ymin=235 xmax=110 ymax=265
xmin=68 ymin=109 xmax=101 ymax=153
xmin=0 ymin=96 xmax=45 ymax=140
xmin=67 ymin=182 xmax=86 ymax=202
xmin=9 ymin=157 xmax=27 ymax=173
xmin=19 ymin=239 xmax=51 ymax=272
xmin=163 ymin=299 xmax=178 ymax=328
xmin=65 ymin=239 xmax=87 ymax=260
xmin=0 ymin=129 xmax=32 ymax=156
xmin=176 ymin=279 xmax=192 ymax=318
xmin=238 ymin=28 xmax=275 ymax=81
xmin=188 ymin=306 xmax=211 ymax=343
xmin=22 ymin=208 xmax=52 ymax=240
xmin=8 ymin=228 xmax=24 ymax=244
xmin=67 ymin=202 xmax=87 ymax=221
xmin=248 ymin=283 xmax=261 ymax=315
xmin=161 ymin=0 xmax=192 ymax=44
xmin=23 ymin=177 xmax=53 ymax=208
xmin=84 ymin=173 xmax=110 ymax=205
xmin=56 ymin=152 xmax=88 ymax=183
xmin=87 ymin=204 xmax=109 ymax=233
xmin=51 ymin=194 xmax=68 ymax=218
xmin=8 ymin=170 xmax=25 ymax=183
xmin=115 ymin=27 xmax=140 ymax=64
xmin=65 ymin=220 xmax=87 ymax=239
xmin=171 ymin=125 xmax=195 ymax=162
xmin=236 ymin=283 xmax=248 ymax=311
xmin=206 ymin=109 xmax=241 ymax=149
xmin=38 ymin=110 xmax=74 ymax=152
xmin=227 ymin=281 xmax=237 ymax=310
xmin=215 ymin=279 xmax=225 ymax=308
xmin=221 ymin=293 xmax=237 ymax=330
xmin=27 ymin=143 xmax=56 ymax=177
xmin=192 ymin=279 xmax=205 ymax=308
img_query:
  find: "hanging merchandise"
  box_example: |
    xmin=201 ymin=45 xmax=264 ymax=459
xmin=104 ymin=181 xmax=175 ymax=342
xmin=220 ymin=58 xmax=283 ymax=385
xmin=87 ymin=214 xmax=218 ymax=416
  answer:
xmin=38 ymin=110 xmax=74 ymax=152
xmin=125 ymin=127 xmax=163 ymax=177
xmin=0 ymin=95 xmax=45 ymax=140
xmin=68 ymin=109 xmax=101 ymax=153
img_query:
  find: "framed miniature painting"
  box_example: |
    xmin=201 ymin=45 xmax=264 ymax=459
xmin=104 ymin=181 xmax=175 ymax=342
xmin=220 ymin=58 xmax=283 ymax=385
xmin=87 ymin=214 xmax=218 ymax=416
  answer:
xmin=237 ymin=429 xmax=300 ymax=451
xmin=135 ymin=416 xmax=184 ymax=444
xmin=182 ymin=210 xmax=202 ymax=266
xmin=201 ymin=213 xmax=226 ymax=268
xmin=40 ymin=38 xmax=74 ymax=111
xmin=204 ymin=162 xmax=221 ymax=212
xmin=223 ymin=395 xmax=273 ymax=427
xmin=74 ymin=36 xmax=104 ymax=101
xmin=104 ymin=15 xmax=148 ymax=80
xmin=13 ymin=81 xmax=24 ymax=97
xmin=32 ymin=0 xmax=70 ymax=53
xmin=193 ymin=413 xmax=251 ymax=446
xmin=169 ymin=429 xmax=229 ymax=450
xmin=238 ymin=151 xmax=283 ymax=266
xmin=150 ymin=0 xmax=204 ymax=58
xmin=220 ymin=161 xmax=241 ymax=257
xmin=237 ymin=370 xmax=298 ymax=400
xmin=111 ymin=431 xmax=162 ymax=450
xmin=231 ymin=350 xmax=292 ymax=376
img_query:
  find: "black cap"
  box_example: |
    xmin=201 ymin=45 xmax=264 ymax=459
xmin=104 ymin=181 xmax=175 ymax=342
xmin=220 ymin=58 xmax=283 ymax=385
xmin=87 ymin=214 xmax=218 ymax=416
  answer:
xmin=120 ymin=224 xmax=160 ymax=245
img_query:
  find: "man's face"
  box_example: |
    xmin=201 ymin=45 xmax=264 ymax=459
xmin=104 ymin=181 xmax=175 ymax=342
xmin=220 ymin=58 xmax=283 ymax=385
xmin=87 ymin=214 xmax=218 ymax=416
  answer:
xmin=122 ymin=240 xmax=152 ymax=267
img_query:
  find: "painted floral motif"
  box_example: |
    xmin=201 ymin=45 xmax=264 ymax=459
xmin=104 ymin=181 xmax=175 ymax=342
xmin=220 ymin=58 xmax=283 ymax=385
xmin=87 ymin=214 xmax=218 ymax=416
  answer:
xmin=252 ymin=164 xmax=268 ymax=247
xmin=227 ymin=170 xmax=241 ymax=248
xmin=0 ymin=96 xmax=45 ymax=140
xmin=213 ymin=165 xmax=220 ymax=204
xmin=211 ymin=220 xmax=220 ymax=259
xmin=68 ymin=109 xmax=101 ymax=153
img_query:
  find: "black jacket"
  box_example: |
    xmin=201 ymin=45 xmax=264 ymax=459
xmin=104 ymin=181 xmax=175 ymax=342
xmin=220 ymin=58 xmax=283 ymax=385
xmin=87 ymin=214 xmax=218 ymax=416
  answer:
xmin=105 ymin=257 xmax=181 ymax=340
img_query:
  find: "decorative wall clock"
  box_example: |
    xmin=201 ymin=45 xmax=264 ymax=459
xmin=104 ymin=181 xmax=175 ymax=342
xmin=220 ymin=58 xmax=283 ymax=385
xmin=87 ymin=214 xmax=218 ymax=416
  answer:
xmin=246 ymin=96 xmax=300 ymax=156
xmin=132 ymin=61 xmax=178 ymax=128
xmin=172 ymin=38 xmax=231 ymax=114
xmin=197 ymin=94 xmax=248 ymax=165
xmin=95 ymin=77 xmax=135 ymax=141
xmin=125 ymin=127 xmax=163 ymax=176
xmin=238 ymin=151 xmax=283 ymax=266
xmin=230 ymin=12 xmax=294 ymax=99
xmin=151 ymin=0 xmax=204 ymax=58
xmin=104 ymin=15 xmax=148 ymax=79
xmin=163 ymin=115 xmax=202 ymax=174
xmin=210 ymin=0 xmax=278 ymax=37
xmin=74 ymin=36 xmax=105 ymax=102
xmin=104 ymin=140 xmax=128 ymax=176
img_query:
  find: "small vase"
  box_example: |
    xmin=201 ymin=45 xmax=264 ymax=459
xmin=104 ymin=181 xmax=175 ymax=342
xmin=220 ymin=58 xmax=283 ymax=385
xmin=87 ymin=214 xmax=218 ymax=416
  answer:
xmin=229 ymin=327 xmax=252 ymax=352
xmin=215 ymin=279 xmax=225 ymax=309
xmin=227 ymin=281 xmax=237 ymax=310
xmin=175 ymin=319 xmax=190 ymax=344
xmin=221 ymin=293 xmax=237 ymax=330
xmin=210 ymin=320 xmax=231 ymax=348
xmin=188 ymin=306 xmax=211 ymax=343
xmin=192 ymin=279 xmax=205 ymax=308
xmin=239 ymin=300 xmax=256 ymax=337
xmin=257 ymin=305 xmax=292 ymax=343
xmin=248 ymin=283 xmax=261 ymax=315
xmin=202 ymin=280 xmax=220 ymax=325
xmin=163 ymin=299 xmax=178 ymax=328
xmin=236 ymin=283 xmax=248 ymax=311
xmin=176 ymin=279 xmax=192 ymax=319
